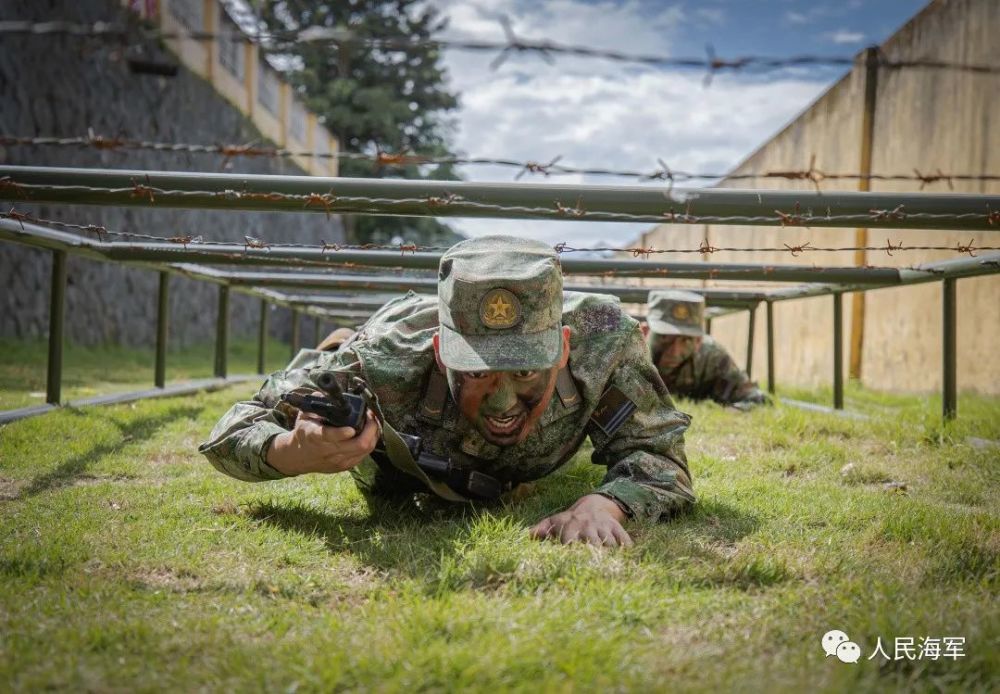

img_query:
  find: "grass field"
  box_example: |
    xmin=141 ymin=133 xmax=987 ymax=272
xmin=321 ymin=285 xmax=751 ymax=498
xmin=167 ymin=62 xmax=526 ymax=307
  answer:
xmin=0 ymin=341 xmax=997 ymax=692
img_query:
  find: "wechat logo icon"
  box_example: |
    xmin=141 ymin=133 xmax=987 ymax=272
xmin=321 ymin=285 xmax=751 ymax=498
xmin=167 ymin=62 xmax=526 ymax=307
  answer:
xmin=822 ymin=630 xmax=861 ymax=664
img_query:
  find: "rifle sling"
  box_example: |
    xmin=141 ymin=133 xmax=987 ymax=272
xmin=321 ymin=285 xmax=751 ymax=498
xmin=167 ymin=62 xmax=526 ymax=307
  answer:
xmin=359 ymin=382 xmax=471 ymax=503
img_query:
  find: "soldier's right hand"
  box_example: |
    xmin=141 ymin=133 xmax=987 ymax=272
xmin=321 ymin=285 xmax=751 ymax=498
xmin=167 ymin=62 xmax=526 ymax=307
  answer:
xmin=266 ymin=405 xmax=380 ymax=476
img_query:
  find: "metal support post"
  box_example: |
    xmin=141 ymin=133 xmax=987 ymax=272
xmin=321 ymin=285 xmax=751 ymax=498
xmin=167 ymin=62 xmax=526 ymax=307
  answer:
xmin=257 ymin=298 xmax=268 ymax=375
xmin=214 ymin=285 xmax=229 ymax=378
xmin=766 ymin=301 xmax=775 ymax=395
xmin=290 ymin=308 xmax=300 ymax=359
xmin=833 ymin=293 xmax=844 ymax=410
xmin=705 ymin=318 xmax=712 ymax=335
xmin=155 ymin=271 xmax=169 ymax=388
xmin=745 ymin=304 xmax=756 ymax=378
xmin=46 ymin=250 xmax=67 ymax=405
xmin=942 ymin=278 xmax=957 ymax=420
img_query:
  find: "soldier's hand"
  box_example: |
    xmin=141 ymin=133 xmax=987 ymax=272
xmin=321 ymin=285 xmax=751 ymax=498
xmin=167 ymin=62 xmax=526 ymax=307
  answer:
xmin=266 ymin=404 xmax=380 ymax=476
xmin=530 ymin=494 xmax=633 ymax=548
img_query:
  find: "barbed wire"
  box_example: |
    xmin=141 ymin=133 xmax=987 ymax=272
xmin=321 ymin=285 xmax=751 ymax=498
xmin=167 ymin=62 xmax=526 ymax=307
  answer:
xmin=4 ymin=135 xmax=1000 ymax=190
xmin=2 ymin=19 xmax=998 ymax=78
xmin=4 ymin=207 xmax=998 ymax=260
xmin=2 ymin=176 xmax=999 ymax=230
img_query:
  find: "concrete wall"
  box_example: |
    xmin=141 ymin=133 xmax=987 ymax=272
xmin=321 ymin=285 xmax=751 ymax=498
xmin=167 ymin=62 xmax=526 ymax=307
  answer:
xmin=0 ymin=0 xmax=345 ymax=348
xmin=641 ymin=0 xmax=999 ymax=395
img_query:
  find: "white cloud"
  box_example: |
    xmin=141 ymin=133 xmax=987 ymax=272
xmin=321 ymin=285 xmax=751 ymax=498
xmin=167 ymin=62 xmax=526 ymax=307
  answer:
xmin=826 ymin=29 xmax=866 ymax=44
xmin=426 ymin=0 xmax=831 ymax=246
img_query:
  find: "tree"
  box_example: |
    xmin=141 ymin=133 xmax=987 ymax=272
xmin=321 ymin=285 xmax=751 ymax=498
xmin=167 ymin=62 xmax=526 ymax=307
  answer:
xmin=254 ymin=0 xmax=465 ymax=246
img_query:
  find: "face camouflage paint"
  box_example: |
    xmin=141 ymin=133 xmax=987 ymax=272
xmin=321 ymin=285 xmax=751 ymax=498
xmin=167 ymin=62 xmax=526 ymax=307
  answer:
xmin=448 ymin=365 xmax=560 ymax=446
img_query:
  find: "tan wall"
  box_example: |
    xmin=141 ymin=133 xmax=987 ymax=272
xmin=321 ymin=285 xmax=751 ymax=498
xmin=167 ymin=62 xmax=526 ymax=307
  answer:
xmin=160 ymin=0 xmax=210 ymax=79
xmin=154 ymin=0 xmax=339 ymax=178
xmin=642 ymin=0 xmax=999 ymax=394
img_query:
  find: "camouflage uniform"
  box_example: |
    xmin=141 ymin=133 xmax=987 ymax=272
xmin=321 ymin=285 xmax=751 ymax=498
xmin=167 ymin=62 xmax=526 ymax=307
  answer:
xmin=657 ymin=335 xmax=768 ymax=406
xmin=200 ymin=237 xmax=695 ymax=522
xmin=647 ymin=289 xmax=768 ymax=407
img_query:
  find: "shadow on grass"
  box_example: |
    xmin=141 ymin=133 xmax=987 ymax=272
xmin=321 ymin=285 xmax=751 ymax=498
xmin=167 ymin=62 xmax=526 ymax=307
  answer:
xmin=248 ymin=496 xmax=470 ymax=577
xmin=20 ymin=405 xmax=203 ymax=498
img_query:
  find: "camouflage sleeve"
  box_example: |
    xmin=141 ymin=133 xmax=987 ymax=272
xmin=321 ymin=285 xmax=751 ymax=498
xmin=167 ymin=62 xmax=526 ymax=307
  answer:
xmin=197 ymin=351 xmax=363 ymax=482
xmin=705 ymin=342 xmax=769 ymax=406
xmin=589 ymin=325 xmax=696 ymax=522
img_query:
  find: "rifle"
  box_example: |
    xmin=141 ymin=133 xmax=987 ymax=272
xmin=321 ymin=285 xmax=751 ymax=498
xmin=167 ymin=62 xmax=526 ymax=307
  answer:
xmin=280 ymin=373 xmax=502 ymax=499
xmin=279 ymin=372 xmax=368 ymax=433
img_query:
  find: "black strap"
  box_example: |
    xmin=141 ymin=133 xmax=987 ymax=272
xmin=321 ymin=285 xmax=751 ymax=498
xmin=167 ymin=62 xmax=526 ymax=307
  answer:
xmin=588 ymin=385 xmax=638 ymax=438
xmin=419 ymin=370 xmax=449 ymax=422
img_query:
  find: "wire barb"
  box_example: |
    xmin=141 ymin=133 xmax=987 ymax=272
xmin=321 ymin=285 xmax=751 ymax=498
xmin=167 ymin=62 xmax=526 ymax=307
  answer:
xmin=870 ymin=204 xmax=907 ymax=221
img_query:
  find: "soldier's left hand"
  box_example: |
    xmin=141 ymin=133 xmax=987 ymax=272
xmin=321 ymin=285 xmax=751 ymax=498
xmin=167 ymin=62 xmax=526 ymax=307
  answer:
xmin=530 ymin=494 xmax=633 ymax=547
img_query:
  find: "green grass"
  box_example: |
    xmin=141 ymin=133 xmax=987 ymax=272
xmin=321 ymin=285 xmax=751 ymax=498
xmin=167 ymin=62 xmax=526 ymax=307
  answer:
xmin=0 ymin=342 xmax=998 ymax=692
xmin=0 ymin=337 xmax=293 ymax=410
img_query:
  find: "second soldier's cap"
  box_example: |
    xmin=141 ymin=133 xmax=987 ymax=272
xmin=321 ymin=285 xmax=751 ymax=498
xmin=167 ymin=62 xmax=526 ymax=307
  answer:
xmin=647 ymin=289 xmax=705 ymax=337
xmin=437 ymin=235 xmax=563 ymax=371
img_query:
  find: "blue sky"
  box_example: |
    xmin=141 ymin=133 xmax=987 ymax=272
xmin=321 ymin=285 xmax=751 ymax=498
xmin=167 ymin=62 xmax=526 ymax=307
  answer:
xmin=426 ymin=0 xmax=933 ymax=245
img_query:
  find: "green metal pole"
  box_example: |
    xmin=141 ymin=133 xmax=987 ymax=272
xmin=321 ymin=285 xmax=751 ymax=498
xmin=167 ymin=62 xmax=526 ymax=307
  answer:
xmin=2 ymin=164 xmax=998 ymax=231
xmin=257 ymin=298 xmax=268 ymax=375
xmin=290 ymin=308 xmax=300 ymax=360
xmin=214 ymin=285 xmax=229 ymax=378
xmin=46 ymin=250 xmax=67 ymax=405
xmin=766 ymin=301 xmax=775 ymax=395
xmin=155 ymin=270 xmax=169 ymax=388
xmin=745 ymin=304 xmax=757 ymax=378
xmin=833 ymin=293 xmax=844 ymax=410
xmin=209 ymin=270 xmax=774 ymax=305
xmin=705 ymin=318 xmax=712 ymax=335
xmin=943 ymin=278 xmax=957 ymax=420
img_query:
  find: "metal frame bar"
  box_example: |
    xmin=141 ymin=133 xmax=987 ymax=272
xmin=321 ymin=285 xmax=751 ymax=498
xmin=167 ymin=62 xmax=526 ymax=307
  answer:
xmin=943 ymin=278 xmax=957 ymax=420
xmin=745 ymin=303 xmax=757 ymax=378
xmin=155 ymin=270 xmax=169 ymax=388
xmin=46 ymin=249 xmax=66 ymax=405
xmin=214 ymin=285 xmax=229 ymax=378
xmin=766 ymin=301 xmax=775 ymax=395
xmin=2 ymin=216 xmax=998 ymax=422
xmin=2 ymin=165 xmax=997 ymax=230
xmin=0 ymin=219 xmax=981 ymax=285
xmin=0 ymin=376 xmax=258 ymax=425
xmin=833 ymin=293 xmax=844 ymax=410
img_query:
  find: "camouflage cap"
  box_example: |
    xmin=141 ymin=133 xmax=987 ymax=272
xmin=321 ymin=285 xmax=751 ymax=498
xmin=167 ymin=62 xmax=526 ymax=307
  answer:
xmin=647 ymin=289 xmax=705 ymax=337
xmin=437 ymin=235 xmax=563 ymax=371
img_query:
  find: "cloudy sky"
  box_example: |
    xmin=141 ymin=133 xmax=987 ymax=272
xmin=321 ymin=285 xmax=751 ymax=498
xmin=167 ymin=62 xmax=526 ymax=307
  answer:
xmin=424 ymin=0 xmax=928 ymax=246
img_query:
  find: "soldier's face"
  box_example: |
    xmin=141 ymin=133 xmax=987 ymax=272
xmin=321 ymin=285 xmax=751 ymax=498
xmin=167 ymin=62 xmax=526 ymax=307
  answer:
xmin=434 ymin=327 xmax=571 ymax=447
xmin=652 ymin=335 xmax=700 ymax=369
xmin=451 ymin=367 xmax=560 ymax=446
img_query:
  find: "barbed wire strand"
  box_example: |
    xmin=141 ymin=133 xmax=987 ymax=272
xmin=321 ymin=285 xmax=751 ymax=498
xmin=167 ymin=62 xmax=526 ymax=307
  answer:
xmin=4 ymin=135 xmax=999 ymax=190
xmin=3 ymin=177 xmax=1000 ymax=230
xmin=1 ymin=19 xmax=998 ymax=77
xmin=4 ymin=207 xmax=999 ymax=261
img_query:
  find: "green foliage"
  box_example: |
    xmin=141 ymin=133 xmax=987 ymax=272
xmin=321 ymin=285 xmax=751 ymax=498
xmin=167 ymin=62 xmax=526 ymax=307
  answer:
xmin=1 ymin=348 xmax=998 ymax=690
xmin=255 ymin=0 xmax=464 ymax=245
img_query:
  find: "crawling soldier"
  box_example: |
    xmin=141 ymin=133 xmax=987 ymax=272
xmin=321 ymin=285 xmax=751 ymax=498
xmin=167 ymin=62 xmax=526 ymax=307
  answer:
xmin=200 ymin=237 xmax=695 ymax=547
xmin=646 ymin=289 xmax=769 ymax=410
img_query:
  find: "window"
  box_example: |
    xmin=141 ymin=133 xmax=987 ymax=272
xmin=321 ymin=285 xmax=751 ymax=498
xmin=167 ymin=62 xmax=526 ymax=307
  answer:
xmin=257 ymin=62 xmax=280 ymax=115
xmin=168 ymin=0 xmax=203 ymax=30
xmin=218 ymin=17 xmax=245 ymax=80
xmin=290 ymin=100 xmax=307 ymax=143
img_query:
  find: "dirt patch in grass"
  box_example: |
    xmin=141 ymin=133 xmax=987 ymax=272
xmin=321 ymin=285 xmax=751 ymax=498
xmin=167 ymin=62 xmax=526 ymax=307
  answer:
xmin=131 ymin=567 xmax=207 ymax=593
xmin=148 ymin=450 xmax=199 ymax=468
xmin=0 ymin=476 xmax=23 ymax=501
